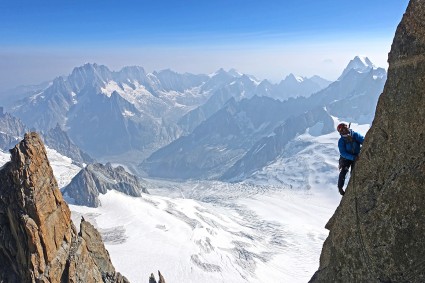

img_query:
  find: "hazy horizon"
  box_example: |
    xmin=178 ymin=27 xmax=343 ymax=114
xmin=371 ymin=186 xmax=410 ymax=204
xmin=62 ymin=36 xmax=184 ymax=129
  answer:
xmin=0 ymin=0 xmax=409 ymax=91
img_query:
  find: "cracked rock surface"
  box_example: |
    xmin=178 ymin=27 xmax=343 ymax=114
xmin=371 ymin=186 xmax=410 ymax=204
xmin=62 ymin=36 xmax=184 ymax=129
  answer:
xmin=0 ymin=132 xmax=129 ymax=283
xmin=310 ymin=1 xmax=425 ymax=282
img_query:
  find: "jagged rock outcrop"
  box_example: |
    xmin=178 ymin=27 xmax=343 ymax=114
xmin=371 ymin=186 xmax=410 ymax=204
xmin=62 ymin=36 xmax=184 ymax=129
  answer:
xmin=0 ymin=132 xmax=129 ymax=282
xmin=63 ymin=162 xmax=148 ymax=207
xmin=149 ymin=271 xmax=166 ymax=283
xmin=310 ymin=1 xmax=425 ymax=282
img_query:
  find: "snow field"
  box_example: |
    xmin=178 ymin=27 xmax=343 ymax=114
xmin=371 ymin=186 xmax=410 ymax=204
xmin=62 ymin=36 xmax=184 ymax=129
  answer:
xmin=0 ymin=119 xmax=372 ymax=283
xmin=45 ymin=147 xmax=83 ymax=188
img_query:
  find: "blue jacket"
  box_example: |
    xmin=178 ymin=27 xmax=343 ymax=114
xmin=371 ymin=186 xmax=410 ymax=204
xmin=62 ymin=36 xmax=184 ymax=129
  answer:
xmin=338 ymin=129 xmax=364 ymax=161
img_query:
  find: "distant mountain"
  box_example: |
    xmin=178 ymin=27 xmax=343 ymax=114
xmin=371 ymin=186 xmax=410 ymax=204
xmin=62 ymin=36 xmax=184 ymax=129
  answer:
xmin=42 ymin=124 xmax=95 ymax=166
xmin=201 ymin=68 xmax=242 ymax=92
xmin=177 ymin=72 xmax=330 ymax=134
xmin=222 ymin=107 xmax=334 ymax=181
xmin=0 ymin=107 xmax=28 ymax=150
xmin=0 ymin=107 xmax=94 ymax=165
xmin=275 ymin=74 xmax=332 ymax=99
xmin=142 ymin=95 xmax=310 ymax=179
xmin=143 ymin=56 xmax=386 ymax=180
xmin=311 ymin=65 xmax=386 ymax=124
xmin=338 ymin=56 xmax=376 ymax=80
xmin=9 ymin=63 xmax=212 ymax=158
xmin=222 ymin=59 xmax=386 ymax=181
xmin=0 ymin=81 xmax=51 ymax=109
xmin=7 ymin=65 xmax=331 ymax=160
xmin=310 ymin=75 xmax=333 ymax=89
xmin=152 ymin=69 xmax=209 ymax=92
xmin=177 ymin=73 xmax=260 ymax=134
xmin=4 ymin=58 xmax=381 ymax=171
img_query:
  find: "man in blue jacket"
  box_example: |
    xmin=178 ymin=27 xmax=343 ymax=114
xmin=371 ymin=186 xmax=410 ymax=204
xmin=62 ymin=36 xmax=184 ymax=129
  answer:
xmin=337 ymin=123 xmax=364 ymax=195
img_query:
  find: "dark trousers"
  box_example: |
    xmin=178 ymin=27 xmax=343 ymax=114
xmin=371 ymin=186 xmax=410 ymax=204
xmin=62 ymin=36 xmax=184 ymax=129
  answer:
xmin=338 ymin=157 xmax=356 ymax=190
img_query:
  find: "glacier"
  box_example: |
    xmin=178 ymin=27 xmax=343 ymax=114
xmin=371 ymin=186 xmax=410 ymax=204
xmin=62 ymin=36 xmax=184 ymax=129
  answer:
xmin=0 ymin=120 xmax=369 ymax=282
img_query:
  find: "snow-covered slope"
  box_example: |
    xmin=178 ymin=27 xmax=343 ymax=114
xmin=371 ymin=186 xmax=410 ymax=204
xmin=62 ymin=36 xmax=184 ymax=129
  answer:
xmin=69 ymin=119 xmax=370 ymax=282
xmin=248 ymin=118 xmax=370 ymax=188
xmin=45 ymin=147 xmax=82 ymax=188
xmin=69 ymin=182 xmax=338 ymax=283
xmin=0 ymin=119 xmax=370 ymax=282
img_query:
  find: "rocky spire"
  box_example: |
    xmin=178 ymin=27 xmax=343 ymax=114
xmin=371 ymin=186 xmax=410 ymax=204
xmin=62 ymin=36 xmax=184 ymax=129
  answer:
xmin=310 ymin=0 xmax=425 ymax=281
xmin=0 ymin=132 xmax=129 ymax=282
xmin=149 ymin=271 xmax=166 ymax=283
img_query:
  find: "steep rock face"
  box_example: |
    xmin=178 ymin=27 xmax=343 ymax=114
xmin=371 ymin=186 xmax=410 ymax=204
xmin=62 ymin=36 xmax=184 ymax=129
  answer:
xmin=63 ymin=162 xmax=148 ymax=207
xmin=310 ymin=1 xmax=425 ymax=282
xmin=0 ymin=133 xmax=129 ymax=282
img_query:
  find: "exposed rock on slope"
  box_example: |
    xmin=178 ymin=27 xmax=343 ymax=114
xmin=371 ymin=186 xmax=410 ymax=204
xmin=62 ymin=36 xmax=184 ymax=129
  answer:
xmin=149 ymin=271 xmax=166 ymax=283
xmin=0 ymin=133 xmax=129 ymax=282
xmin=310 ymin=1 xmax=425 ymax=282
xmin=63 ymin=162 xmax=148 ymax=207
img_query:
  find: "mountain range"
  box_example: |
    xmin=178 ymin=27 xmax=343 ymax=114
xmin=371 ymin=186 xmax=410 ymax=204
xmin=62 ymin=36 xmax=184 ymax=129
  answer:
xmin=0 ymin=1 xmax=420 ymax=281
xmin=3 ymin=64 xmax=330 ymax=160
xmin=0 ymin=56 xmax=385 ymax=182
xmin=141 ymin=56 xmax=386 ymax=180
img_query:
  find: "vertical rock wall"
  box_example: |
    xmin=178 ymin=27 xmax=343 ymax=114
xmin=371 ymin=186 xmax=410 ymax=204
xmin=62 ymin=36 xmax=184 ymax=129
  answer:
xmin=310 ymin=0 xmax=425 ymax=282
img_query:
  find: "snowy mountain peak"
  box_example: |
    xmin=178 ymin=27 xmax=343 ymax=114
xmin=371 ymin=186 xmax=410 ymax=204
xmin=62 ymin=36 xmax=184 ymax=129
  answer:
xmin=228 ymin=68 xmax=243 ymax=78
xmin=285 ymin=73 xmax=305 ymax=83
xmin=119 ymin=66 xmax=146 ymax=76
xmin=209 ymin=68 xmax=227 ymax=77
xmin=351 ymin=56 xmax=375 ymax=68
xmin=73 ymin=62 xmax=108 ymax=74
xmin=69 ymin=63 xmax=112 ymax=89
xmin=209 ymin=68 xmax=242 ymax=79
xmin=338 ymin=56 xmax=376 ymax=80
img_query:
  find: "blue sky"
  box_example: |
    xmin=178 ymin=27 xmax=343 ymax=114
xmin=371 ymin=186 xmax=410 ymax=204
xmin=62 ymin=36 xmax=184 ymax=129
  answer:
xmin=0 ymin=0 xmax=409 ymax=90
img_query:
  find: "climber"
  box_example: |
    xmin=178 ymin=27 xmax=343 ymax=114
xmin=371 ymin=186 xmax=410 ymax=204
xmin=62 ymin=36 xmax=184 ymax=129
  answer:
xmin=336 ymin=122 xmax=364 ymax=195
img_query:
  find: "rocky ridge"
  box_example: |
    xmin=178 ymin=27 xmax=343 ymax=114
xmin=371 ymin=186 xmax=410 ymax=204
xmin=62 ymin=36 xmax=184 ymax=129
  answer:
xmin=310 ymin=0 xmax=425 ymax=281
xmin=0 ymin=132 xmax=129 ymax=282
xmin=63 ymin=162 xmax=148 ymax=207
